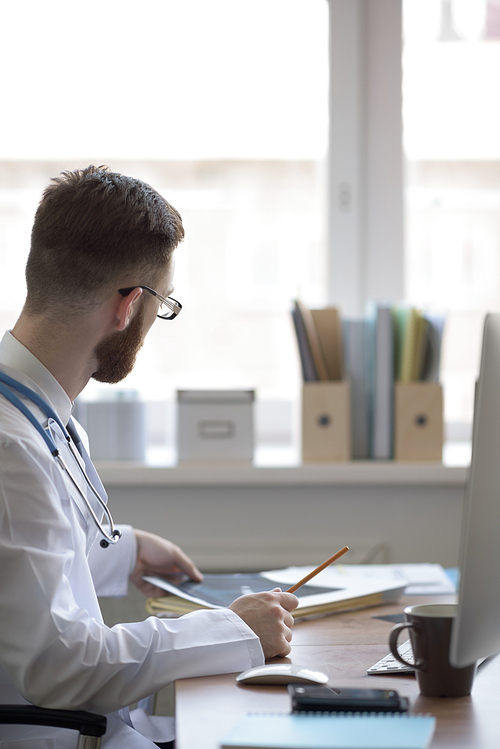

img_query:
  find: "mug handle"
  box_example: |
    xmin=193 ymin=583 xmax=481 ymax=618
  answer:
xmin=388 ymin=622 xmax=426 ymax=671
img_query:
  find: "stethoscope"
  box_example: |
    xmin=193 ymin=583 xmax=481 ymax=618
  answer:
xmin=0 ymin=370 xmax=121 ymax=548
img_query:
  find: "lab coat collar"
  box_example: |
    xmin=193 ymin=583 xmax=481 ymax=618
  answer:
xmin=0 ymin=331 xmax=73 ymax=426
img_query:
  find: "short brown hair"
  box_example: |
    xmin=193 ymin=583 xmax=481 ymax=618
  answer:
xmin=25 ymin=165 xmax=184 ymax=314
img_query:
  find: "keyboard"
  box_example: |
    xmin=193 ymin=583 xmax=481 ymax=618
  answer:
xmin=367 ymin=639 xmax=415 ymax=675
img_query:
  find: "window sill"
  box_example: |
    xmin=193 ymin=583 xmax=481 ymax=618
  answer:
xmin=95 ymin=443 xmax=469 ymax=487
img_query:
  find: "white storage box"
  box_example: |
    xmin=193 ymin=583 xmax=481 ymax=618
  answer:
xmin=176 ymin=390 xmax=254 ymax=462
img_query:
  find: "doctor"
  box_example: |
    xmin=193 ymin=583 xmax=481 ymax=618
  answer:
xmin=0 ymin=166 xmax=298 ymax=748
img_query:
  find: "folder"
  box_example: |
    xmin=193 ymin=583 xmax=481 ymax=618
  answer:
xmin=342 ymin=319 xmax=370 ymax=459
xmin=291 ymin=306 xmax=318 ymax=382
xmin=294 ymin=300 xmax=329 ymax=381
xmin=310 ymin=307 xmax=344 ymax=381
xmin=368 ymin=303 xmax=394 ymax=460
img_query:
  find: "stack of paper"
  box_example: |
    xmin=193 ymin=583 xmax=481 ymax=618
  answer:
xmin=144 ymin=565 xmax=406 ymax=620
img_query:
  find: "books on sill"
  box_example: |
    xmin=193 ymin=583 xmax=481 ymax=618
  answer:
xmin=220 ymin=712 xmax=436 ymax=749
xmin=291 ymin=300 xmax=445 ymax=462
xmin=144 ymin=564 xmax=405 ymax=620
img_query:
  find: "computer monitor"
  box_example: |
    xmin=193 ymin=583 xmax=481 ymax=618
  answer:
xmin=450 ymin=313 xmax=500 ymax=668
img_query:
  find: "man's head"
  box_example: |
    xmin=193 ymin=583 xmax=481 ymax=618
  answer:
xmin=24 ymin=165 xmax=184 ymax=317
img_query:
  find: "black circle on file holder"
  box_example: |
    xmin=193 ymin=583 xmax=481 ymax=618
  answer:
xmin=317 ymin=414 xmax=331 ymax=427
xmin=415 ymin=414 xmax=428 ymax=427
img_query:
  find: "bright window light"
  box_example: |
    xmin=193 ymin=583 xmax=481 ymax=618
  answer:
xmin=403 ymin=0 xmax=500 ymax=427
xmin=0 ymin=0 xmax=328 ymax=417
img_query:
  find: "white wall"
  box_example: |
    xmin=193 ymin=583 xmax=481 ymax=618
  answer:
xmin=106 ymin=478 xmax=464 ymax=570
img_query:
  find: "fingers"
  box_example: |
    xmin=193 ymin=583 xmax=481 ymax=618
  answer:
xmin=135 ymin=530 xmax=203 ymax=577
xmin=278 ymin=639 xmax=292 ymax=657
xmin=172 ymin=547 xmax=203 ymax=582
xmin=228 ymin=590 xmax=298 ymax=659
xmin=278 ymin=604 xmax=295 ymax=653
xmin=272 ymin=589 xmax=299 ymax=613
xmin=131 ymin=530 xmax=203 ymax=596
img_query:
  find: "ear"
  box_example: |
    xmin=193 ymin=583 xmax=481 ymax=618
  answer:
xmin=115 ymin=288 xmax=143 ymax=332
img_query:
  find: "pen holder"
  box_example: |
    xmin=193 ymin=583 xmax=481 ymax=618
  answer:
xmin=394 ymin=382 xmax=443 ymax=461
xmin=302 ymin=381 xmax=351 ymax=462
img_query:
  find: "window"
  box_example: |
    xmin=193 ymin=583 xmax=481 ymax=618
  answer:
xmin=0 ymin=1 xmax=329 ymax=452
xmin=5 ymin=0 xmax=492 ymax=458
xmin=403 ymin=0 xmax=500 ymax=430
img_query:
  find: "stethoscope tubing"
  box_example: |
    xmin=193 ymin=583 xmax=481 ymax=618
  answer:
xmin=0 ymin=371 xmax=121 ymax=547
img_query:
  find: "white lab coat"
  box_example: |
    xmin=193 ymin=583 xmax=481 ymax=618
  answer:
xmin=0 ymin=332 xmax=264 ymax=748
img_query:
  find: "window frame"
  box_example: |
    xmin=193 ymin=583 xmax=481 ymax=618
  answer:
xmin=327 ymin=0 xmax=404 ymax=316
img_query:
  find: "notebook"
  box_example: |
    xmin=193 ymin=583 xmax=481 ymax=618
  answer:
xmin=219 ymin=712 xmax=436 ymax=749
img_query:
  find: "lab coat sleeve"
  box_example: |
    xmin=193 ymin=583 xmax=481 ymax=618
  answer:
xmin=0 ymin=436 xmax=264 ymax=716
xmin=88 ymin=524 xmax=137 ymax=597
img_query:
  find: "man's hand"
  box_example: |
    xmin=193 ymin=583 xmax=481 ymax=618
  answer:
xmin=130 ymin=529 xmax=203 ymax=596
xmin=228 ymin=588 xmax=299 ymax=658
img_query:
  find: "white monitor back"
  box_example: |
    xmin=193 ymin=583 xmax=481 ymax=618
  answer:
xmin=451 ymin=313 xmax=500 ymax=667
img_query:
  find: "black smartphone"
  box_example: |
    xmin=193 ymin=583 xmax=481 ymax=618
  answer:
xmin=288 ymin=685 xmax=409 ymax=713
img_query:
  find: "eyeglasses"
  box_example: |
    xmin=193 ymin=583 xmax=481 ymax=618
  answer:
xmin=118 ymin=286 xmax=182 ymax=320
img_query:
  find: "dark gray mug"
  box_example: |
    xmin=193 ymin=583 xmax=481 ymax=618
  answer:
xmin=389 ymin=603 xmax=476 ymax=698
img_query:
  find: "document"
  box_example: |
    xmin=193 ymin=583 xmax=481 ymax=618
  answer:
xmin=332 ymin=563 xmax=456 ymax=595
xmin=144 ymin=566 xmax=405 ymax=620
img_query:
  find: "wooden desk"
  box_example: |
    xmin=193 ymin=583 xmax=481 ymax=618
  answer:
xmin=175 ymin=597 xmax=500 ymax=748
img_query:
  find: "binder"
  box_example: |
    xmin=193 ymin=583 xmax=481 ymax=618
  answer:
xmin=368 ymin=304 xmax=394 ymax=460
xmin=310 ymin=307 xmax=344 ymax=381
xmin=302 ymin=381 xmax=351 ymax=462
xmin=395 ymin=306 xmax=421 ymax=383
xmin=394 ymin=382 xmax=443 ymax=461
xmin=294 ymin=300 xmax=329 ymax=381
xmin=291 ymin=306 xmax=318 ymax=382
xmin=342 ymin=319 xmax=370 ymax=459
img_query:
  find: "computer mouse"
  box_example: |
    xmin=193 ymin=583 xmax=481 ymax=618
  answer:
xmin=236 ymin=663 xmax=329 ymax=686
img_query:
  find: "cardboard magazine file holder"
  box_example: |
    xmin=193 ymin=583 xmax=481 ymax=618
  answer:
xmin=394 ymin=382 xmax=443 ymax=461
xmin=302 ymin=381 xmax=351 ymax=462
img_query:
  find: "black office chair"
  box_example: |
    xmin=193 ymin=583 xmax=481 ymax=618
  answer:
xmin=0 ymin=705 xmax=107 ymax=748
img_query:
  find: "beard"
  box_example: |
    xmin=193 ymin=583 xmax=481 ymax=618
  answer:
xmin=92 ymin=305 xmax=145 ymax=384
